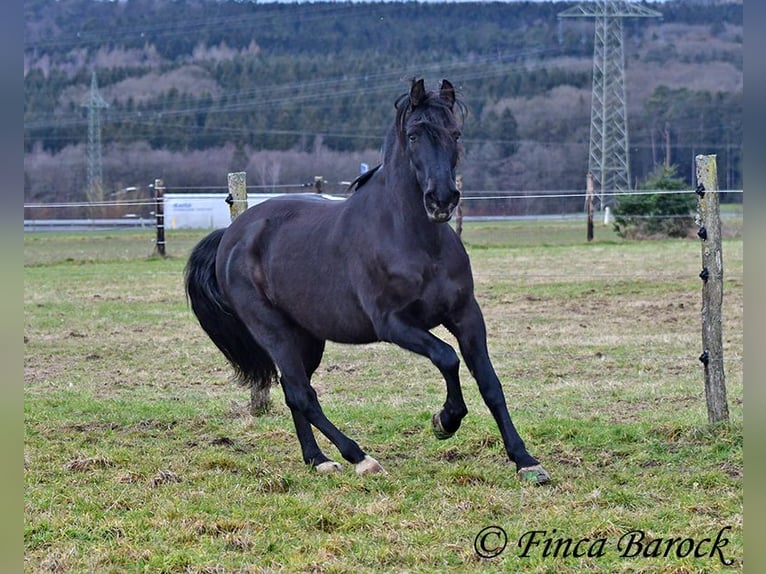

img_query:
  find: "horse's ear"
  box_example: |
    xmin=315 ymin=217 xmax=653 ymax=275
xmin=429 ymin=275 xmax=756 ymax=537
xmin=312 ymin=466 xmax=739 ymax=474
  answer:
xmin=440 ymin=79 xmax=456 ymax=109
xmin=409 ymin=78 xmax=427 ymax=108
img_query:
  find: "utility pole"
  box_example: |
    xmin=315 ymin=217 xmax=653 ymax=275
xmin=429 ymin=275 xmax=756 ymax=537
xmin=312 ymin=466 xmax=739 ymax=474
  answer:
xmin=558 ymin=1 xmax=661 ymax=209
xmin=81 ymin=71 xmax=109 ymax=218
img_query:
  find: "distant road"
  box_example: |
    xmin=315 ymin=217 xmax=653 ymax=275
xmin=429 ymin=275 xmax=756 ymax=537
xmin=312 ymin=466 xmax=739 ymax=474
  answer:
xmin=24 ymin=218 xmax=155 ymax=232
xmin=24 ymin=214 xmax=586 ymax=232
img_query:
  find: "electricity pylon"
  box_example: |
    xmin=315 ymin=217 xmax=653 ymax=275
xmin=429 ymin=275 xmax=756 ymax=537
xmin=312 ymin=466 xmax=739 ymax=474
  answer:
xmin=81 ymin=71 xmax=108 ymax=217
xmin=559 ymin=1 xmax=661 ymax=208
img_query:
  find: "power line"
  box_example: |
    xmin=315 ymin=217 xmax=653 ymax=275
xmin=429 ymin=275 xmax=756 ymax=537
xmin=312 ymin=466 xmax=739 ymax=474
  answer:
xmin=24 ymin=46 xmax=560 ymax=135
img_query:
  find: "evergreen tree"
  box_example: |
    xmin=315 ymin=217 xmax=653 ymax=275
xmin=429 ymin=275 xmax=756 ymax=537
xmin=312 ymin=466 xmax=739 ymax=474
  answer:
xmin=613 ymin=165 xmax=695 ymax=239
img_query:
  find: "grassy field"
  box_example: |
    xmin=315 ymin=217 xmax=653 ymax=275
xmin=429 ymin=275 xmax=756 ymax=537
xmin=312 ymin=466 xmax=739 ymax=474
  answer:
xmin=24 ymin=220 xmax=743 ymax=573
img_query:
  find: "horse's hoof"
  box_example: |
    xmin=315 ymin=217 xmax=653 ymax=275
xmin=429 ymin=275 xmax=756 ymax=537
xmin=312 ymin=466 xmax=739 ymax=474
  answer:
xmin=432 ymin=412 xmax=456 ymax=440
xmin=517 ymin=464 xmax=551 ymax=485
xmin=315 ymin=461 xmax=343 ymax=473
xmin=355 ymin=456 xmax=387 ymax=476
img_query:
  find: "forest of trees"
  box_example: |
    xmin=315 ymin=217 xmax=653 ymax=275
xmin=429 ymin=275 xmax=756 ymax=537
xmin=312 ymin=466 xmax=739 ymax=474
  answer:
xmin=24 ymin=0 xmax=743 ymax=217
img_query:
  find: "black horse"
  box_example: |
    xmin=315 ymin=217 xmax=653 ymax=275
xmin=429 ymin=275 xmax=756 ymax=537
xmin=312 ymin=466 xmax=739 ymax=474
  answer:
xmin=185 ymin=79 xmax=550 ymax=484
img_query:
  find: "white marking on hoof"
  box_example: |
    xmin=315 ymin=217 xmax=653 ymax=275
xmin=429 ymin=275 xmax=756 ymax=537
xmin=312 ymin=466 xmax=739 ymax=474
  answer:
xmin=355 ymin=456 xmax=387 ymax=476
xmin=315 ymin=461 xmax=343 ymax=473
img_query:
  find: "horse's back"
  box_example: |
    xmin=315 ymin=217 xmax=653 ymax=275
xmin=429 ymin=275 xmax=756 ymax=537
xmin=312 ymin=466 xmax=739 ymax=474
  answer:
xmin=219 ymin=193 xmax=379 ymax=343
xmin=222 ymin=193 xmax=346 ymax=256
xmin=245 ymin=193 xmax=344 ymax=224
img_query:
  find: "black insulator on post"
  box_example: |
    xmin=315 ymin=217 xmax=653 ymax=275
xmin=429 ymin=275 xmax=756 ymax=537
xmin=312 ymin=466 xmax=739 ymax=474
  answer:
xmin=699 ymin=267 xmax=709 ymax=282
xmin=695 ymin=183 xmax=705 ymax=197
xmin=225 ymin=193 xmax=234 ymax=206
xmin=697 ymin=226 xmax=708 ymax=240
xmin=699 ymin=350 xmax=710 ymax=366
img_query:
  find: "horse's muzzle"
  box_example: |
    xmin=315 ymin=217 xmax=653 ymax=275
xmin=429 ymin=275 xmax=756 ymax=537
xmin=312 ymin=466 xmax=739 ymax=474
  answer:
xmin=424 ymin=188 xmax=460 ymax=223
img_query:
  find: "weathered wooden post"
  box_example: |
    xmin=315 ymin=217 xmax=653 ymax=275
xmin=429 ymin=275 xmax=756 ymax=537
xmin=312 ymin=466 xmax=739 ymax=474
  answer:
xmin=586 ymin=172 xmax=595 ymax=242
xmin=455 ymin=174 xmax=464 ymax=239
xmin=227 ymin=171 xmax=248 ymax=220
xmin=153 ymin=178 xmax=166 ymax=257
xmin=227 ymin=171 xmax=272 ymax=416
xmin=695 ymin=154 xmax=729 ymax=424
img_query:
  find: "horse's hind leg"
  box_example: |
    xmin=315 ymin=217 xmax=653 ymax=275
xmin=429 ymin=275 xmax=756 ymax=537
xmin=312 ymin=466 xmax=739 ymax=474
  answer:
xmin=222 ymin=267 xmax=383 ymax=475
xmin=290 ymin=410 xmax=339 ymax=473
xmin=246 ymin=324 xmax=382 ymax=473
xmin=288 ymin=336 xmax=342 ymax=473
xmin=278 ymin=360 xmax=385 ymax=475
xmin=275 ymin=331 xmax=374 ymax=473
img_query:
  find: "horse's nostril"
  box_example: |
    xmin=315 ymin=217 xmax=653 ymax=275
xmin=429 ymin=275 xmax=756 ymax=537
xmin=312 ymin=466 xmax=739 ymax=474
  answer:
xmin=425 ymin=189 xmax=457 ymax=209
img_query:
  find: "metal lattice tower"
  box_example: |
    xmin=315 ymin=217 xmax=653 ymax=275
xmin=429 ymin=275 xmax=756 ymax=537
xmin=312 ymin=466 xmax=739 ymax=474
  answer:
xmin=559 ymin=1 xmax=661 ymax=208
xmin=81 ymin=71 xmax=109 ymax=213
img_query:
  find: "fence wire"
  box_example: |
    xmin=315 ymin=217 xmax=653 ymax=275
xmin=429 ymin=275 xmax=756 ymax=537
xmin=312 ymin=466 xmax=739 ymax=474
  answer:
xmin=23 ymin=187 xmax=743 ymax=214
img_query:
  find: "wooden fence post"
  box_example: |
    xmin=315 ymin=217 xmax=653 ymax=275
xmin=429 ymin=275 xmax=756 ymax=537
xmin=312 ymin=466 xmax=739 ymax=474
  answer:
xmin=227 ymin=171 xmax=248 ymax=220
xmin=455 ymin=174 xmax=464 ymax=239
xmin=227 ymin=171 xmax=272 ymax=416
xmin=153 ymin=178 xmax=166 ymax=257
xmin=695 ymin=154 xmax=729 ymax=424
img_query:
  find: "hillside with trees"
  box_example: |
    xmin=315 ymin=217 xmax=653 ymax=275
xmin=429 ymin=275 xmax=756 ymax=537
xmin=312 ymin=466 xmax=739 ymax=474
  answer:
xmin=24 ymin=0 xmax=743 ymax=217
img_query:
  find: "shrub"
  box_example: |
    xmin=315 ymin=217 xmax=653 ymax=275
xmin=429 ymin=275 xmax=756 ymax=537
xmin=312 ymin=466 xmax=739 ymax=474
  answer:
xmin=613 ymin=165 xmax=696 ymax=238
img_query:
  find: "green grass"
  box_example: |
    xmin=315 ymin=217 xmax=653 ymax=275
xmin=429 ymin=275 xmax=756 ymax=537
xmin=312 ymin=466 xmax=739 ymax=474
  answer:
xmin=24 ymin=221 xmax=743 ymax=573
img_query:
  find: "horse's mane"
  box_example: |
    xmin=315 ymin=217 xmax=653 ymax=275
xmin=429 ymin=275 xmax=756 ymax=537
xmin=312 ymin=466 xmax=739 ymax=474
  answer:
xmin=346 ymin=163 xmax=382 ymax=193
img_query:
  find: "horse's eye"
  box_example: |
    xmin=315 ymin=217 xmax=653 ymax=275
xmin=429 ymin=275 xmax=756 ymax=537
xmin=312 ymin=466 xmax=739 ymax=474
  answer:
xmin=408 ymin=134 xmax=418 ymax=143
xmin=453 ymin=132 xmax=462 ymax=142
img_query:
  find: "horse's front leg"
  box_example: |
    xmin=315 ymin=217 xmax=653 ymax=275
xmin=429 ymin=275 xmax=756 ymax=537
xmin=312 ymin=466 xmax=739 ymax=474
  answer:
xmin=375 ymin=314 xmax=468 ymax=439
xmin=447 ymin=298 xmax=551 ymax=485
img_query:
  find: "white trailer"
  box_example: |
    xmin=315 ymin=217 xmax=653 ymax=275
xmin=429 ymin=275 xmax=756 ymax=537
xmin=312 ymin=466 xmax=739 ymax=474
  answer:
xmin=164 ymin=193 xmax=343 ymax=229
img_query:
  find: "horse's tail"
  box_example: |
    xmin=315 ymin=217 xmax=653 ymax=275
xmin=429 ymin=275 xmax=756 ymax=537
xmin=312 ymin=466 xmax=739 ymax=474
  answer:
xmin=184 ymin=228 xmax=278 ymax=390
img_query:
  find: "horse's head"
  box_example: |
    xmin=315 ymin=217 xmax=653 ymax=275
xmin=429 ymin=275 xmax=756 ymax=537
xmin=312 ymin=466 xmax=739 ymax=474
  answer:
xmin=395 ymin=78 xmax=465 ymax=223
